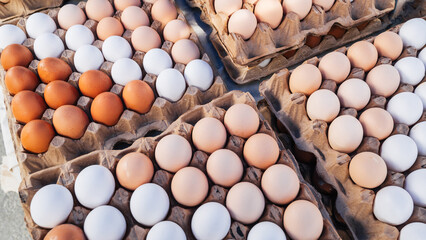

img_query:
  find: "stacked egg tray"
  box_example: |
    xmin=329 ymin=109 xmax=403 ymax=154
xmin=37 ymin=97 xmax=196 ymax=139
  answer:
xmin=0 ymin=0 xmax=62 ymax=22
xmin=18 ymin=90 xmax=341 ymax=240
xmin=0 ymin=1 xmax=228 ymax=178
xmin=259 ymin=23 xmax=426 ymax=239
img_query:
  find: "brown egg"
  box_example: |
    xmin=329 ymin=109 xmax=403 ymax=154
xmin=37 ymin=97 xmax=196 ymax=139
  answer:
xmin=214 ymin=0 xmax=242 ymax=16
xmin=289 ymin=63 xmax=322 ymax=95
xmin=116 ymin=152 xmax=154 ymax=190
xmin=283 ymin=200 xmax=324 ymax=240
xmin=11 ymin=91 xmax=46 ymax=124
xmin=53 ymin=105 xmax=89 ymax=139
xmin=122 ymin=80 xmax=155 ymax=114
xmin=96 ymin=17 xmax=124 ymax=41
xmin=306 ymin=89 xmax=340 ymax=123
xmin=365 ymin=64 xmax=400 ymax=97
xmin=171 ymin=39 xmax=200 ymax=65
xmin=171 ymin=167 xmax=209 ymax=207
xmin=78 ymin=70 xmax=113 ymax=98
xmin=163 ymin=19 xmax=191 ymax=43
xmin=44 ymin=224 xmax=86 ymax=240
xmin=254 ymin=0 xmax=283 ymax=29
xmin=37 ymin=58 xmax=72 ymax=84
xmin=336 ymin=78 xmax=371 ymax=110
xmin=373 ymin=31 xmax=403 ymax=60
xmin=328 ymin=115 xmax=363 ymax=153
xmin=5 ymin=66 xmax=39 ymax=95
xmin=1 ymin=44 xmax=33 ymax=70
xmin=192 ymin=117 xmax=227 ymax=154
xmin=226 ymin=182 xmax=265 ymax=224
xmin=114 ymin=0 xmax=141 ymax=11
xmin=349 ymin=152 xmax=387 ymax=189
xmin=21 ymin=119 xmax=55 ymax=153
xmin=58 ymin=4 xmax=87 ymax=30
xmin=151 ymin=0 xmax=178 ymax=27
xmin=224 ymin=103 xmax=259 ymax=138
xmin=318 ymin=51 xmax=351 ymax=83
xmin=155 ymin=134 xmax=192 ymax=173
xmin=85 ymin=0 xmax=114 ymax=22
xmin=91 ymin=92 xmax=124 ymax=126
xmin=282 ymin=0 xmax=313 ymax=20
xmin=120 ymin=6 xmax=149 ymax=30
xmin=359 ymin=108 xmax=394 ymax=140
xmin=228 ymin=9 xmax=257 ymax=40
xmin=243 ymin=133 xmax=279 ymax=170
xmin=44 ymin=81 xmax=79 ymax=109
xmin=206 ymin=149 xmax=243 ymax=187
xmin=131 ymin=26 xmax=162 ymax=53
xmin=261 ymin=164 xmax=300 ymax=205
xmin=347 ymin=41 xmax=378 ymax=71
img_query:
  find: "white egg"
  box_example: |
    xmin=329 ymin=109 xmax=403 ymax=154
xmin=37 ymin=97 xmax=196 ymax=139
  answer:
xmin=184 ymin=59 xmax=214 ymax=91
xmin=147 ymin=221 xmax=186 ymax=240
xmin=156 ymin=68 xmax=186 ymax=102
xmin=102 ymin=36 xmax=133 ymax=62
xmin=143 ymin=48 xmax=173 ymax=75
xmin=248 ymin=221 xmax=287 ymax=240
xmin=74 ymin=165 xmax=115 ymax=209
xmin=30 ymin=184 xmax=73 ymax=229
xmin=399 ymin=222 xmax=426 ymax=240
xmin=191 ymin=202 xmax=231 ymax=240
xmin=111 ymin=58 xmax=142 ymax=85
xmin=399 ymin=18 xmax=426 ymax=50
xmin=74 ymin=44 xmax=104 ymax=73
xmin=26 ymin=12 xmax=57 ymax=39
xmin=380 ymin=134 xmax=418 ymax=172
xmin=386 ymin=92 xmax=423 ymax=126
xmin=404 ymin=169 xmax=426 ymax=207
xmin=414 ymin=82 xmax=426 ymax=110
xmin=410 ymin=122 xmax=426 ymax=156
xmin=84 ymin=205 xmax=126 ymax=240
xmin=34 ymin=33 xmax=64 ymax=59
xmin=418 ymin=48 xmax=426 ymax=68
xmin=394 ymin=57 xmax=425 ymax=85
xmin=65 ymin=25 xmax=94 ymax=51
xmin=0 ymin=24 xmax=26 ymax=49
xmin=373 ymin=186 xmax=414 ymax=225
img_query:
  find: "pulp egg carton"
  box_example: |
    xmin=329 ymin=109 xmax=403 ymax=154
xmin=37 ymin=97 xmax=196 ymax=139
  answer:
xmin=0 ymin=0 xmax=62 ymax=22
xmin=259 ymin=23 xmax=425 ymax=239
xmin=19 ymin=90 xmax=340 ymax=240
xmin=0 ymin=1 xmax=227 ymax=179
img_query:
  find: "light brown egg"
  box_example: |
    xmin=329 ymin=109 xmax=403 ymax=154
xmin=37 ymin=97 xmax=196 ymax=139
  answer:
xmin=282 ymin=0 xmax=313 ymax=20
xmin=37 ymin=58 xmax=72 ymax=84
xmin=214 ymin=0 xmax=242 ymax=16
xmin=254 ymin=0 xmax=283 ymax=29
xmin=171 ymin=167 xmax=209 ymax=207
xmin=226 ymin=182 xmax=265 ymax=224
xmin=365 ymin=64 xmax=400 ymax=97
xmin=224 ymin=103 xmax=259 ymax=138
xmin=313 ymin=0 xmax=335 ymax=11
xmin=11 ymin=91 xmax=46 ymax=124
xmin=228 ymin=9 xmax=257 ymax=40
xmin=318 ymin=51 xmax=351 ymax=83
xmin=21 ymin=119 xmax=55 ymax=153
xmin=163 ymin=19 xmax=191 ymax=43
xmin=206 ymin=149 xmax=243 ymax=187
xmin=5 ymin=66 xmax=39 ymax=95
xmin=347 ymin=41 xmax=378 ymax=71
xmin=328 ymin=115 xmax=363 ymax=153
xmin=131 ymin=26 xmax=162 ymax=52
xmin=114 ymin=0 xmax=141 ymax=11
xmin=349 ymin=152 xmax=387 ymax=189
xmin=44 ymin=81 xmax=79 ymax=109
xmin=373 ymin=31 xmax=403 ymax=60
xmin=58 ymin=4 xmax=87 ymax=30
xmin=192 ymin=117 xmax=227 ymax=154
xmin=78 ymin=70 xmax=113 ymax=98
xmin=91 ymin=92 xmax=124 ymax=126
xmin=122 ymin=80 xmax=155 ymax=114
xmin=306 ymin=89 xmax=340 ymax=122
xmin=97 ymin=17 xmax=124 ymax=41
xmin=171 ymin=39 xmax=200 ymax=65
xmin=283 ymin=200 xmax=323 ymax=240
xmin=1 ymin=44 xmax=33 ymax=70
xmin=121 ymin=6 xmax=149 ymax=30
xmin=155 ymin=134 xmax=192 ymax=172
xmin=85 ymin=0 xmax=114 ymax=22
xmin=44 ymin=224 xmax=86 ymax=240
xmin=116 ymin=152 xmax=154 ymax=190
xmin=243 ymin=133 xmax=279 ymax=170
xmin=151 ymin=0 xmax=178 ymax=27
xmin=336 ymin=78 xmax=371 ymax=110
xmin=359 ymin=108 xmax=393 ymax=140
xmin=53 ymin=105 xmax=89 ymax=139
xmin=289 ymin=63 xmax=322 ymax=95
xmin=261 ymin=164 xmax=300 ymax=205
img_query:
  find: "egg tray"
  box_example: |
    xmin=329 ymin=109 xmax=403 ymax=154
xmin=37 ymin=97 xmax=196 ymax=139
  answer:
xmin=0 ymin=0 xmax=63 ymax=23
xmin=258 ymin=24 xmax=426 ymax=239
xmin=17 ymin=90 xmax=341 ymax=240
xmin=0 ymin=2 xmax=228 ymax=179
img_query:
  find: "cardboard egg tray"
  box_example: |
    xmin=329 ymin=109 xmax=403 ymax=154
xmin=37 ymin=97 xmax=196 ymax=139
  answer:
xmin=0 ymin=1 xmax=227 ymax=178
xmin=0 ymin=0 xmax=63 ymax=22
xmin=18 ymin=90 xmax=341 ymax=240
xmin=259 ymin=23 xmax=426 ymax=239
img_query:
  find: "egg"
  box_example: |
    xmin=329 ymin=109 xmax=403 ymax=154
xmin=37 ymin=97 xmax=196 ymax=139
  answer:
xmin=58 ymin=4 xmax=86 ymax=30
xmin=254 ymin=0 xmax=283 ymax=29
xmin=171 ymin=39 xmax=200 ymax=65
xmin=419 ymin=48 xmax=426 ymax=68
xmin=45 ymin=224 xmax=85 ymax=240
xmin=404 ymin=169 xmax=426 ymax=207
xmin=151 ymin=0 xmax=178 ymax=27
xmin=400 ymin=223 xmax=426 ymax=240
xmin=163 ymin=19 xmax=191 ymax=43
xmin=380 ymin=134 xmax=418 ymax=172
xmin=122 ymin=80 xmax=155 ymax=114
xmin=37 ymin=57 xmax=72 ymax=84
xmin=25 ymin=12 xmax=57 ymax=39
xmin=184 ymin=59 xmax=214 ymax=91
xmin=20 ymin=119 xmax=55 ymax=153
xmin=318 ymin=51 xmax=351 ymax=83
xmin=289 ymin=63 xmax=322 ymax=95
xmin=261 ymin=164 xmax=300 ymax=204
xmin=121 ymin=6 xmax=149 ymax=30
xmin=283 ymin=200 xmax=323 ymax=240
xmin=0 ymin=44 xmax=33 ymax=70
xmin=131 ymin=26 xmax=162 ymax=52
xmin=111 ymin=58 xmax=142 ymax=86
xmin=65 ymin=24 xmax=95 ymax=51
xmin=130 ymin=183 xmax=170 ymax=226
xmin=155 ymin=134 xmax=192 ymax=173
xmin=347 ymin=41 xmax=378 ymax=71
xmin=171 ymin=167 xmax=209 ymax=207
xmin=192 ymin=117 xmax=227 ymax=153
xmin=248 ymin=221 xmax=287 ymax=240
xmin=114 ymin=0 xmax=141 ymax=11
xmin=313 ymin=0 xmax=335 ymax=11
xmin=85 ymin=0 xmax=114 ymax=22
xmin=398 ymin=18 xmax=426 ymax=50
xmin=91 ymin=92 xmax=124 ymax=126
xmin=214 ymin=0 xmax=242 ymax=16
xmin=44 ymin=81 xmax=79 ymax=109
xmin=155 ymin=68 xmax=187 ymax=102
xmin=243 ymin=133 xmax=279 ymax=169
xmin=373 ymin=186 xmax=414 ymax=225
xmin=373 ymin=31 xmax=403 ymax=60
xmin=0 ymin=24 xmax=26 ymax=49
xmin=84 ymin=206 xmax=126 ymax=240
xmin=410 ymin=122 xmax=426 ymax=156
xmin=30 ymin=184 xmax=73 ymax=229
xmin=116 ymin=152 xmax=154 ymax=190
xmin=96 ymin=17 xmax=124 ymax=41
xmin=224 ymin=103 xmax=259 ymax=138
xmin=52 ymin=105 xmax=89 ymax=139
xmin=102 ymin=36 xmax=133 ymax=62
xmin=206 ymin=149 xmax=243 ymax=187
xmin=146 ymin=221 xmax=186 ymax=240
xmin=306 ymin=89 xmax=340 ymax=122
xmin=5 ymin=66 xmax=38 ymax=95
xmin=386 ymin=92 xmax=423 ymax=126
xmin=74 ymin=44 xmax=104 ymax=73
xmin=11 ymin=90 xmax=46 ymax=124
xmin=143 ymin=48 xmax=173 ymax=75
xmin=34 ymin=33 xmax=65 ymax=59
xmin=226 ymin=182 xmax=265 ymax=224
xmin=228 ymin=9 xmax=257 ymax=40
xmin=282 ymin=0 xmax=313 ymax=19
xmin=415 ymin=82 xmax=426 ymax=110
xmin=191 ymin=202 xmax=231 ymax=240
xmin=359 ymin=107 xmax=393 ymax=140
xmin=328 ymin=115 xmax=363 ymax=153
xmin=337 ymin=78 xmax=371 ymax=110
xmin=394 ymin=57 xmax=425 ymax=85
xmin=365 ymin=64 xmax=400 ymax=97
xmin=349 ymin=152 xmax=387 ymax=188
xmin=78 ymin=70 xmax=113 ymax=98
